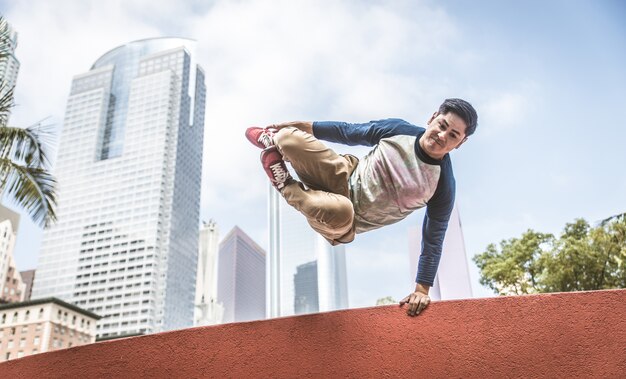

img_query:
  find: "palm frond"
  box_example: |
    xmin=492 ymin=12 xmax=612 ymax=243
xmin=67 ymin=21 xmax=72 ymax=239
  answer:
xmin=0 ymin=122 xmax=54 ymax=168
xmin=0 ymin=16 xmax=13 ymax=61
xmin=0 ymin=158 xmax=57 ymax=227
xmin=0 ymin=82 xmax=14 ymax=124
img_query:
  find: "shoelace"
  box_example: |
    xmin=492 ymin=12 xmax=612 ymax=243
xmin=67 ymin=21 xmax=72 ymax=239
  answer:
xmin=269 ymin=162 xmax=289 ymax=188
xmin=258 ymin=132 xmax=274 ymax=148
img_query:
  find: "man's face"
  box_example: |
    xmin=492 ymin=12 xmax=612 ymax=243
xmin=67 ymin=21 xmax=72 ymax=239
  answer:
xmin=420 ymin=111 xmax=468 ymax=160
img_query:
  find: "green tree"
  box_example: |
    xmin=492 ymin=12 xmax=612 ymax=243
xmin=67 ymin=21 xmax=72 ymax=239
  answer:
xmin=375 ymin=296 xmax=397 ymax=305
xmin=473 ymin=230 xmax=553 ymax=295
xmin=474 ymin=217 xmax=626 ymax=295
xmin=0 ymin=16 xmax=57 ymax=227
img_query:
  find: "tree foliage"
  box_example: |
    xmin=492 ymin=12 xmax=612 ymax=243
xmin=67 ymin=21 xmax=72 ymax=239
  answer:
xmin=375 ymin=296 xmax=397 ymax=305
xmin=474 ymin=215 xmax=626 ymax=295
xmin=0 ymin=15 xmax=57 ymax=227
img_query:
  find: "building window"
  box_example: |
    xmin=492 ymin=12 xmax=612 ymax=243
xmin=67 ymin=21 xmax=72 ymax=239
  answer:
xmin=12 ymin=312 xmax=18 ymax=322
xmin=5 ymin=352 xmax=9 ymax=361
xmin=10 ymin=327 xmax=15 ymax=335
xmin=17 ymin=351 xmax=24 ymax=358
xmin=25 ymin=310 xmax=30 ymax=321
xmin=34 ymin=336 xmax=40 ymax=345
xmin=1 ymin=314 xmax=5 ymax=324
xmin=7 ymin=340 xmax=13 ymax=348
xmin=39 ymin=308 xmax=44 ymax=319
xmin=19 ymin=338 xmax=25 ymax=347
xmin=35 ymin=324 xmax=42 ymax=331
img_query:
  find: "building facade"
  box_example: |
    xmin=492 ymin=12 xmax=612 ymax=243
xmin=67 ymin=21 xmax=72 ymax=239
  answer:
xmin=0 ymin=297 xmax=100 ymax=361
xmin=217 ymin=226 xmax=265 ymax=323
xmin=194 ymin=220 xmax=223 ymax=326
xmin=0 ymin=205 xmax=25 ymax=304
xmin=268 ymin=190 xmax=349 ymax=317
xmin=19 ymin=270 xmax=35 ymax=302
xmin=0 ymin=18 xmax=20 ymax=99
xmin=409 ymin=204 xmax=473 ymax=300
xmin=31 ymin=38 xmax=206 ymax=338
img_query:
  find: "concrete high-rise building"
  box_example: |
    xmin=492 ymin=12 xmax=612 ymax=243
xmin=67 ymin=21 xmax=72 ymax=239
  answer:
xmin=268 ymin=190 xmax=349 ymax=317
xmin=217 ymin=226 xmax=265 ymax=323
xmin=194 ymin=220 xmax=223 ymax=326
xmin=409 ymin=204 xmax=473 ymax=300
xmin=19 ymin=270 xmax=35 ymax=301
xmin=0 ymin=19 xmax=20 ymax=92
xmin=0 ymin=205 xmax=25 ymax=304
xmin=31 ymin=38 xmax=206 ymax=338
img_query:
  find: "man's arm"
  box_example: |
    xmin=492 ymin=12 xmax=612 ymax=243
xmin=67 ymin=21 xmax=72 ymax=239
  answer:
xmin=269 ymin=119 xmax=419 ymax=147
xmin=401 ymin=168 xmax=455 ymax=316
xmin=269 ymin=121 xmax=313 ymax=135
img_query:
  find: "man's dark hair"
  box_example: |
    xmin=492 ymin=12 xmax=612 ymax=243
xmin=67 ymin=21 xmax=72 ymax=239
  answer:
xmin=438 ymin=98 xmax=478 ymax=137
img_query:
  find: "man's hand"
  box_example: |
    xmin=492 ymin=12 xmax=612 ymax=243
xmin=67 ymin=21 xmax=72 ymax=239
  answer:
xmin=267 ymin=121 xmax=313 ymax=135
xmin=399 ymin=283 xmax=431 ymax=317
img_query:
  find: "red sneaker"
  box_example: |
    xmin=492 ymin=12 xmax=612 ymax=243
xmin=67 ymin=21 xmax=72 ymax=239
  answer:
xmin=245 ymin=127 xmax=276 ymax=149
xmin=260 ymin=146 xmax=293 ymax=191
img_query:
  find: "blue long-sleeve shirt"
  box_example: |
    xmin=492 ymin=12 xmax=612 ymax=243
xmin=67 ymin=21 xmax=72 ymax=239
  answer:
xmin=313 ymin=118 xmax=455 ymax=287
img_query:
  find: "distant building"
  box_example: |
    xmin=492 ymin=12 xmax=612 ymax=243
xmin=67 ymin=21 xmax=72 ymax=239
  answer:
xmin=294 ymin=261 xmax=319 ymax=314
xmin=0 ymin=205 xmax=25 ymax=304
xmin=0 ymin=19 xmax=20 ymax=99
xmin=194 ymin=220 xmax=224 ymax=326
xmin=0 ymin=297 xmax=100 ymax=361
xmin=19 ymin=270 xmax=35 ymax=301
xmin=268 ymin=190 xmax=349 ymax=317
xmin=409 ymin=204 xmax=473 ymax=300
xmin=31 ymin=38 xmax=206 ymax=338
xmin=217 ymin=227 xmax=265 ymax=323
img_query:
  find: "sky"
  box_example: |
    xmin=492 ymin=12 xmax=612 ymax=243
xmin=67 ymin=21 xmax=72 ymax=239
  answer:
xmin=1 ymin=0 xmax=625 ymax=308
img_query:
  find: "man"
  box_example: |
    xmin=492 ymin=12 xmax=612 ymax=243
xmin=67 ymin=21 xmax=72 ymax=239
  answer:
xmin=245 ymin=98 xmax=477 ymax=317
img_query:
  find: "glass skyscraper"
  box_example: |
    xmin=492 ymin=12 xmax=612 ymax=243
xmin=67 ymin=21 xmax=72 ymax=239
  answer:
xmin=31 ymin=38 xmax=206 ymax=338
xmin=268 ymin=190 xmax=349 ymax=317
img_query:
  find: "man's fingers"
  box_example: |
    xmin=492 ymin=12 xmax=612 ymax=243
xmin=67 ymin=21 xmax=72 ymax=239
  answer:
xmin=408 ymin=298 xmax=419 ymax=316
xmin=415 ymin=296 xmax=431 ymax=315
xmin=399 ymin=295 xmax=410 ymax=305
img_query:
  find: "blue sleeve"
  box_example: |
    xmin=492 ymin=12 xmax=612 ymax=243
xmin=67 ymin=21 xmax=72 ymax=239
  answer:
xmin=312 ymin=118 xmax=419 ymax=146
xmin=416 ymin=161 xmax=455 ymax=287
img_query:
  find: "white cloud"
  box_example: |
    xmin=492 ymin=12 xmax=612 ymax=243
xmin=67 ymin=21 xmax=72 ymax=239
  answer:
xmin=477 ymin=81 xmax=542 ymax=136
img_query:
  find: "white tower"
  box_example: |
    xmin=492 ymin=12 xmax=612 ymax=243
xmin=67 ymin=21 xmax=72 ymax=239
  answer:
xmin=409 ymin=203 xmax=473 ymax=300
xmin=194 ymin=220 xmax=224 ymax=326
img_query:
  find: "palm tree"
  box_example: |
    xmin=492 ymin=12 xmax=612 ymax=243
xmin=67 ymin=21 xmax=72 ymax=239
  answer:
xmin=0 ymin=15 xmax=57 ymax=227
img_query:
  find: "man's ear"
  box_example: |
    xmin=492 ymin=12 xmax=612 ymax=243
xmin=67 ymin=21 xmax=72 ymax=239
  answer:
xmin=427 ymin=111 xmax=439 ymax=125
xmin=455 ymin=137 xmax=468 ymax=149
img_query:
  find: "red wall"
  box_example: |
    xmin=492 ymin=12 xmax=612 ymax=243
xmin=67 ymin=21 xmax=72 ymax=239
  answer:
xmin=2 ymin=289 xmax=625 ymax=378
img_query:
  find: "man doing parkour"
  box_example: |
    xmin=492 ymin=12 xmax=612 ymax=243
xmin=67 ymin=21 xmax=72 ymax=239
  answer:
xmin=245 ymin=98 xmax=478 ymax=317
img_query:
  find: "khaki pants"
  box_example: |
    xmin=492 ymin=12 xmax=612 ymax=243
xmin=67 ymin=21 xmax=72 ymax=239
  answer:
xmin=275 ymin=127 xmax=358 ymax=245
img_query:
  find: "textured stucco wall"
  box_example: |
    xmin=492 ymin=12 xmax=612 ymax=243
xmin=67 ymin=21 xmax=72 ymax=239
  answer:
xmin=2 ymin=289 xmax=625 ymax=378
